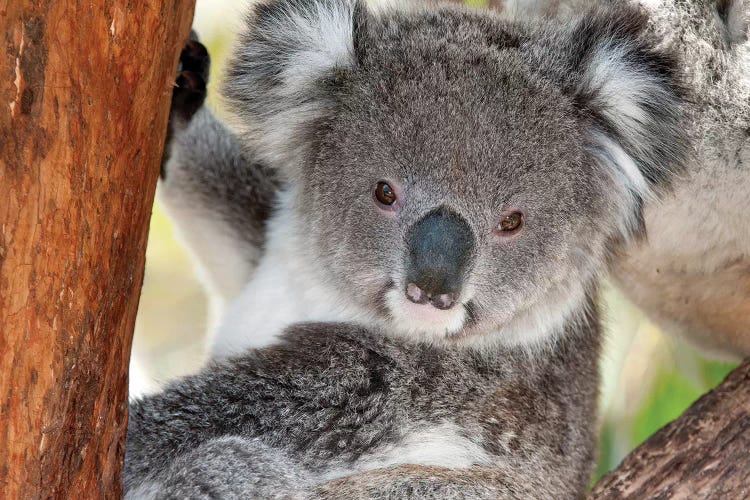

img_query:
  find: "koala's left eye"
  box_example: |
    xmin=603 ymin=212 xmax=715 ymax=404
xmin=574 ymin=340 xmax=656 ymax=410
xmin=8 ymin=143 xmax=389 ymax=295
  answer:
xmin=497 ymin=211 xmax=524 ymax=234
xmin=374 ymin=181 xmax=397 ymax=206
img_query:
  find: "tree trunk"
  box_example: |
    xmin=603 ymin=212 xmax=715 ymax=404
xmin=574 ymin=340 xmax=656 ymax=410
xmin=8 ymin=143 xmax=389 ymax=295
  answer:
xmin=590 ymin=360 xmax=750 ymax=498
xmin=0 ymin=1 xmax=194 ymax=497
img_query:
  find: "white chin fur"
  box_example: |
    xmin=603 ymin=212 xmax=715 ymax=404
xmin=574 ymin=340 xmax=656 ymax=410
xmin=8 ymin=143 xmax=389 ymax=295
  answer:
xmin=384 ymin=288 xmax=467 ymax=341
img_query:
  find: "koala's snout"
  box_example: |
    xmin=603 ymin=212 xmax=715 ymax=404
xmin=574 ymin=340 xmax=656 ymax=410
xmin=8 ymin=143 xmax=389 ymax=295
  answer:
xmin=405 ymin=207 xmax=475 ymax=310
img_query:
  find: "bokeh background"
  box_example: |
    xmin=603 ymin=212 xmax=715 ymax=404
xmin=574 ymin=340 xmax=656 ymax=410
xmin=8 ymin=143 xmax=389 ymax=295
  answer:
xmin=130 ymin=0 xmax=737 ymax=483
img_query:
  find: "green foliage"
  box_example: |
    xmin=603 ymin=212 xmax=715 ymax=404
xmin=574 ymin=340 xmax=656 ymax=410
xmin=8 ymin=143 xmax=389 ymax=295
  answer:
xmin=596 ymin=357 xmax=736 ymax=480
xmin=630 ymin=359 xmax=735 ymax=447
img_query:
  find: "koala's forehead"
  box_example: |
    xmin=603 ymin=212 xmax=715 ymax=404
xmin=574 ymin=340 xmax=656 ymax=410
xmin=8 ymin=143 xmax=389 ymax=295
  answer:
xmin=335 ymin=12 xmax=584 ymax=151
xmin=329 ymin=37 xmax=586 ymax=189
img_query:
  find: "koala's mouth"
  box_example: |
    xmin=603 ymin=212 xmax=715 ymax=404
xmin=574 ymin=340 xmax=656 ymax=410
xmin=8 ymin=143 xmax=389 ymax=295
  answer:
xmin=381 ymin=285 xmax=474 ymax=339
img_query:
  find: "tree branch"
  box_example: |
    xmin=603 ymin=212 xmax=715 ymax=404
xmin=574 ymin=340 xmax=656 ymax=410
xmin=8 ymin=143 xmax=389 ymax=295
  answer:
xmin=590 ymin=360 xmax=750 ymax=498
xmin=0 ymin=1 xmax=194 ymax=497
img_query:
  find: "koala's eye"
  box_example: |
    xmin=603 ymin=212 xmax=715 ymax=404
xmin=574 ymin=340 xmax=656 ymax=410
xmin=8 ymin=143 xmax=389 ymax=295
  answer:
xmin=497 ymin=211 xmax=524 ymax=234
xmin=374 ymin=181 xmax=397 ymax=206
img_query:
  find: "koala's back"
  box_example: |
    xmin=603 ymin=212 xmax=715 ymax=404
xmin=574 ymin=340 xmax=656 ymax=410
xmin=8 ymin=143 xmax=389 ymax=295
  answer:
xmin=610 ymin=0 xmax=750 ymax=357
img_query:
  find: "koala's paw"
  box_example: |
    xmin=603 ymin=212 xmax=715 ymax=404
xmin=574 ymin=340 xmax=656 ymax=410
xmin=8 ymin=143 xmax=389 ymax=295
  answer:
xmin=162 ymin=32 xmax=211 ymax=177
xmin=172 ymin=32 xmax=210 ymax=124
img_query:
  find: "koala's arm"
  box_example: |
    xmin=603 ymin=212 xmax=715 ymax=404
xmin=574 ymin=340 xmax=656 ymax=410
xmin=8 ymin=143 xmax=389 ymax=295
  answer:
xmin=126 ymin=322 xmax=597 ymax=499
xmin=160 ymin=37 xmax=280 ymax=304
xmin=312 ymin=464 xmax=566 ymax=499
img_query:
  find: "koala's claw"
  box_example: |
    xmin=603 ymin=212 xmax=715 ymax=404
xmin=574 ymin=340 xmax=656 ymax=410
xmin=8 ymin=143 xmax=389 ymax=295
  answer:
xmin=172 ymin=69 xmax=206 ymax=122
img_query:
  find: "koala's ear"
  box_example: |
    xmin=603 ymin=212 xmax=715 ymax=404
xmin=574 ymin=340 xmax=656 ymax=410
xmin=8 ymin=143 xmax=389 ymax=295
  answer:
xmin=548 ymin=6 xmax=690 ymax=229
xmin=222 ymin=0 xmax=364 ymax=172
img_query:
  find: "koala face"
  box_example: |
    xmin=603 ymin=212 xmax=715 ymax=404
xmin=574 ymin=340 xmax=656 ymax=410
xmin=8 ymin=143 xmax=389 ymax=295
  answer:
xmin=309 ymin=53 xmax=607 ymax=342
xmin=224 ymin=1 xmax=687 ymax=345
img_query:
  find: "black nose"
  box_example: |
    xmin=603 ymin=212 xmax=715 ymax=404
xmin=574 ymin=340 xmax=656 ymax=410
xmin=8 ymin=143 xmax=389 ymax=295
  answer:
xmin=405 ymin=207 xmax=474 ymax=309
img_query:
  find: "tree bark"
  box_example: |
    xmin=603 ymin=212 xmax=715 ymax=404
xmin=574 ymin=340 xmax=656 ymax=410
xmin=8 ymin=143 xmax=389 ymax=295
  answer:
xmin=590 ymin=360 xmax=750 ymax=499
xmin=0 ymin=1 xmax=195 ymax=497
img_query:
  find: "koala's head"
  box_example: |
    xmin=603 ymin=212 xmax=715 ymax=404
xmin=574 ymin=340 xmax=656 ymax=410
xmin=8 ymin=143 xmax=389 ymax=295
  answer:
xmin=224 ymin=0 xmax=688 ymax=346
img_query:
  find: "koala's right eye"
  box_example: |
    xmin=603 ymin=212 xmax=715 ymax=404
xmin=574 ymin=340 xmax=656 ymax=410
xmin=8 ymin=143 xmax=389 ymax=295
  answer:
xmin=374 ymin=181 xmax=397 ymax=207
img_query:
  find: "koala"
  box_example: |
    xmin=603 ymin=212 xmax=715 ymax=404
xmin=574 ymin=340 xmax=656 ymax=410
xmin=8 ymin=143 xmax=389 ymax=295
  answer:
xmin=609 ymin=0 xmax=750 ymax=358
xmin=164 ymin=1 xmax=750 ymax=362
xmin=503 ymin=0 xmax=750 ymax=358
xmin=125 ymin=0 xmax=699 ymax=497
xmin=162 ymin=2 xmax=694 ymax=360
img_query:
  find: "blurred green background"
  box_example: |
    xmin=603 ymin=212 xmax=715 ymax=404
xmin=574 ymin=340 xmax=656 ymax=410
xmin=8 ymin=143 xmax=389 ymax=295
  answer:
xmin=130 ymin=0 xmax=737 ymax=484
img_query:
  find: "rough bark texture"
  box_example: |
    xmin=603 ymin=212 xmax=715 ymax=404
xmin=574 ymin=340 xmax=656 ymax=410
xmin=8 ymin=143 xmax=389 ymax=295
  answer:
xmin=590 ymin=360 xmax=750 ymax=499
xmin=0 ymin=1 xmax=195 ymax=497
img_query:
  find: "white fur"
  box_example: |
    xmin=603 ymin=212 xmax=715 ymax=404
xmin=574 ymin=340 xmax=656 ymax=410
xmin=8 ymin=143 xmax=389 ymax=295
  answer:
xmin=159 ymin=137 xmax=255 ymax=339
xmin=589 ymin=126 xmax=650 ymax=199
xmin=587 ymin=131 xmax=651 ymax=241
xmin=582 ymin=43 xmax=674 ymax=199
xmin=485 ymin=281 xmax=588 ymax=350
xmin=212 ymin=190 xmax=376 ymax=356
xmin=716 ymin=0 xmax=749 ymax=44
xmin=267 ymin=0 xmax=355 ymax=164
xmin=158 ymin=179 xmax=257 ymax=335
xmin=323 ymin=422 xmax=493 ymax=482
xmin=384 ymin=287 xmax=469 ymax=341
xmin=159 ymin=185 xmax=255 ymax=304
xmin=229 ymin=0 xmax=357 ymax=172
xmin=125 ymin=480 xmax=161 ymax=500
xmin=279 ymin=1 xmax=355 ymax=89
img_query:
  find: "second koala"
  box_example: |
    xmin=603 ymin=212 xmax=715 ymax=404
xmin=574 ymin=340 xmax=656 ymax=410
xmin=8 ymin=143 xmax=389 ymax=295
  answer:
xmin=126 ymin=0 xmax=692 ymax=497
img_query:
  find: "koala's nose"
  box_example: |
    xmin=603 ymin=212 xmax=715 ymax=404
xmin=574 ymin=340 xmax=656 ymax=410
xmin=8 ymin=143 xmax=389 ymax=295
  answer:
xmin=405 ymin=207 xmax=474 ymax=309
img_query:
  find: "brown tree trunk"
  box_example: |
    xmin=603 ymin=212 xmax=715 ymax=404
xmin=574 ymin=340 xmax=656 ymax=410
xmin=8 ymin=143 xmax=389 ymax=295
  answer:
xmin=590 ymin=360 xmax=750 ymax=498
xmin=0 ymin=1 xmax=195 ymax=497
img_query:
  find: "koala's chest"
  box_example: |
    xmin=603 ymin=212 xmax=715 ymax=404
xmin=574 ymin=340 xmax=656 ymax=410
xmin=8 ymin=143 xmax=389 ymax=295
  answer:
xmin=211 ymin=240 xmax=361 ymax=356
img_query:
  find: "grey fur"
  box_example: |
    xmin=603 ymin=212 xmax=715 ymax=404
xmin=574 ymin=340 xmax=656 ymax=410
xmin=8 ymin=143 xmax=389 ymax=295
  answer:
xmin=501 ymin=1 xmax=750 ymax=358
xmin=160 ymin=107 xmax=280 ymax=302
xmin=127 ymin=319 xmax=600 ymax=498
xmin=128 ymin=0 xmax=712 ymax=497
xmin=609 ymin=0 xmax=750 ymax=358
xmin=208 ymin=0 xmax=689 ymax=351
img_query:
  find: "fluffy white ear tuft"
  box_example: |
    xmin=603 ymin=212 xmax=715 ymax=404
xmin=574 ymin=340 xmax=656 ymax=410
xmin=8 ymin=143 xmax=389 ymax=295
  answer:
xmin=580 ymin=40 xmax=683 ymax=200
xmin=579 ymin=40 xmax=686 ymax=198
xmin=557 ymin=7 xmax=690 ymax=238
xmin=276 ymin=0 xmax=356 ymax=89
xmin=222 ymin=0 xmax=359 ymax=172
